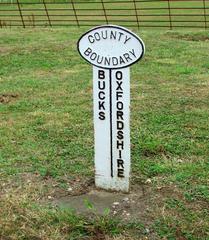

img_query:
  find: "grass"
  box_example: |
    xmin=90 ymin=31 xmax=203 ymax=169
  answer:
xmin=0 ymin=27 xmax=209 ymax=239
xmin=0 ymin=0 xmax=209 ymax=28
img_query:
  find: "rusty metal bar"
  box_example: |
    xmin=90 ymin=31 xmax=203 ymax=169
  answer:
xmin=1 ymin=7 xmax=209 ymax=12
xmin=1 ymin=19 xmax=208 ymax=23
xmin=43 ymin=0 xmax=52 ymax=27
xmin=101 ymin=0 xmax=108 ymax=24
xmin=203 ymin=0 xmax=207 ymax=29
xmin=1 ymin=14 xmax=209 ymax=17
xmin=71 ymin=0 xmax=79 ymax=27
xmin=167 ymin=0 xmax=172 ymax=30
xmin=133 ymin=0 xmax=140 ymax=29
xmin=1 ymin=0 xmax=209 ymax=29
xmin=1 ymin=13 xmax=209 ymax=17
xmin=1 ymin=0 xmax=208 ymax=4
xmin=5 ymin=24 xmax=207 ymax=28
xmin=16 ymin=0 xmax=25 ymax=28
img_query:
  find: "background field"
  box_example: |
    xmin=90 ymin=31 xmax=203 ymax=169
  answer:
xmin=0 ymin=27 xmax=209 ymax=239
xmin=0 ymin=0 xmax=209 ymax=29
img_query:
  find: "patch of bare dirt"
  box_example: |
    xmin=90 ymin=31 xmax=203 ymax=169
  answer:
xmin=0 ymin=236 xmax=13 ymax=240
xmin=52 ymin=182 xmax=181 ymax=224
xmin=168 ymin=32 xmax=209 ymax=42
xmin=48 ymin=177 xmax=95 ymax=199
xmin=181 ymin=35 xmax=209 ymax=42
xmin=0 ymin=46 xmax=19 ymax=56
xmin=2 ymin=173 xmax=208 ymax=239
xmin=0 ymin=93 xmax=19 ymax=104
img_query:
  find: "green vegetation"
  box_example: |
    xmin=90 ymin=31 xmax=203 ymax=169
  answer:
xmin=0 ymin=27 xmax=209 ymax=239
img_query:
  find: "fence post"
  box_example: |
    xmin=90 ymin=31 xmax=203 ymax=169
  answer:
xmin=16 ymin=0 xmax=25 ymax=28
xmin=71 ymin=0 xmax=79 ymax=27
xmin=203 ymin=0 xmax=207 ymax=29
xmin=133 ymin=0 xmax=140 ymax=29
xmin=101 ymin=0 xmax=108 ymax=24
xmin=43 ymin=0 xmax=52 ymax=27
xmin=167 ymin=0 xmax=172 ymax=30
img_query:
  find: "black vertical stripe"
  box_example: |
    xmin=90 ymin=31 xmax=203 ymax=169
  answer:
xmin=109 ymin=69 xmax=113 ymax=178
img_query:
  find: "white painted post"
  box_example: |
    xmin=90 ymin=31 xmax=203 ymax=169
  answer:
xmin=93 ymin=67 xmax=130 ymax=192
xmin=78 ymin=25 xmax=145 ymax=192
xmin=93 ymin=66 xmax=111 ymax=189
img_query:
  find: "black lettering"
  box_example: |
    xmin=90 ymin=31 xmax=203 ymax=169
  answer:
xmin=119 ymin=56 xmax=126 ymax=64
xmin=124 ymin=36 xmax=131 ymax=44
xmin=117 ymin=121 xmax=124 ymax=130
xmin=104 ymin=57 xmax=111 ymax=66
xmin=88 ymin=35 xmax=94 ymax=44
xmin=123 ymin=53 xmax=132 ymax=62
xmin=101 ymin=30 xmax=108 ymax=39
xmin=129 ymin=49 xmax=136 ymax=58
xmin=115 ymin=71 xmax=123 ymax=80
xmin=116 ymin=91 xmax=123 ymax=101
xmin=117 ymin=159 xmax=124 ymax=169
xmin=117 ymin=110 xmax=124 ymax=120
xmin=119 ymin=150 xmax=122 ymax=158
xmin=112 ymin=57 xmax=118 ymax=66
xmin=98 ymin=70 xmax=105 ymax=79
xmin=94 ymin=32 xmax=101 ymax=41
xmin=98 ymin=91 xmax=105 ymax=100
xmin=99 ymin=112 xmax=105 ymax=120
xmin=117 ymin=140 xmax=124 ymax=150
xmin=116 ymin=81 xmax=123 ymax=91
xmin=97 ymin=55 xmax=104 ymax=64
xmin=118 ymin=169 xmax=124 ymax=178
xmin=90 ymin=52 xmax=97 ymax=60
xmin=98 ymin=101 xmax=105 ymax=110
xmin=84 ymin=48 xmax=92 ymax=56
xmin=117 ymin=130 xmax=124 ymax=140
xmin=110 ymin=30 xmax=117 ymax=40
xmin=98 ymin=80 xmax=105 ymax=90
xmin=118 ymin=32 xmax=124 ymax=41
xmin=117 ymin=101 xmax=123 ymax=110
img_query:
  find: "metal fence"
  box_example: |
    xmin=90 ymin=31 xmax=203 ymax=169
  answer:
xmin=0 ymin=0 xmax=209 ymax=29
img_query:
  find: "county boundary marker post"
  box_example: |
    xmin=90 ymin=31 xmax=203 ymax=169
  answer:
xmin=78 ymin=25 xmax=145 ymax=192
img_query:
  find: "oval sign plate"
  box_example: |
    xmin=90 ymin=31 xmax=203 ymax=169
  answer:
xmin=77 ymin=25 xmax=145 ymax=69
